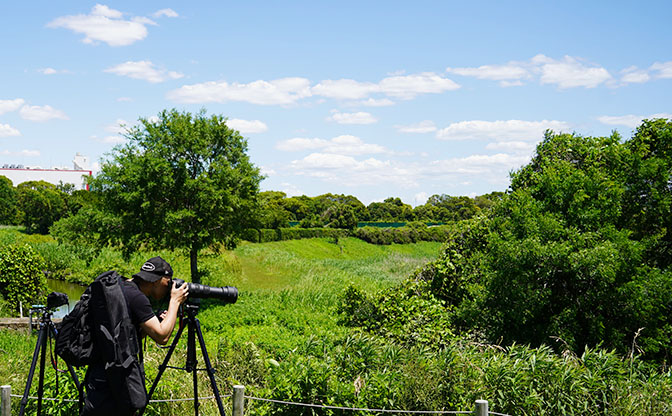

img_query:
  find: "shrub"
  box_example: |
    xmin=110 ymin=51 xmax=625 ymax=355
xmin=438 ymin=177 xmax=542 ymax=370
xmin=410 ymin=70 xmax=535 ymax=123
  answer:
xmin=245 ymin=228 xmax=350 ymax=243
xmin=354 ymin=225 xmax=452 ymax=245
xmin=0 ymin=244 xmax=48 ymax=311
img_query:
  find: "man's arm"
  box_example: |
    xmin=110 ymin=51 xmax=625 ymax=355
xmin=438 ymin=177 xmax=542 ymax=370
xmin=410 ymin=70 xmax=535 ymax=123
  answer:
xmin=140 ymin=281 xmax=188 ymax=345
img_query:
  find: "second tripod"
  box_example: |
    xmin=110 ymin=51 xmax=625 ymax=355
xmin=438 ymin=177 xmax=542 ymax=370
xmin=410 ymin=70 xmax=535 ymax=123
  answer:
xmin=19 ymin=301 xmax=82 ymax=416
xmin=141 ymin=302 xmax=226 ymax=415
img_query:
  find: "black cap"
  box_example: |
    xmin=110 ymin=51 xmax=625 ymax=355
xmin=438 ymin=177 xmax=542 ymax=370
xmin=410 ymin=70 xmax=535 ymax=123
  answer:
xmin=133 ymin=256 xmax=173 ymax=282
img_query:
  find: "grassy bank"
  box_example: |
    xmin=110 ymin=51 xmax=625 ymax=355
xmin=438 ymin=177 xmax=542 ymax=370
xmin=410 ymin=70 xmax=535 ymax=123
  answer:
xmin=0 ymin=234 xmax=444 ymax=414
xmin=1 ymin=231 xmax=671 ymax=415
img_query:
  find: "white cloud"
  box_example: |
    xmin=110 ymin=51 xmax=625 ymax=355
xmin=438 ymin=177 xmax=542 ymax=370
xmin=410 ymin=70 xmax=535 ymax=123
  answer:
xmin=447 ymin=55 xmax=611 ymax=89
xmin=226 ymin=119 xmax=268 ymax=134
xmin=19 ymin=105 xmax=69 ymax=122
xmin=436 ymin=119 xmax=570 ymax=141
xmin=394 ymin=120 xmax=437 ymax=134
xmin=47 ymin=4 xmax=156 ymax=47
xmin=0 ymin=99 xmax=25 ymax=114
xmin=0 ymin=124 xmax=21 ymax=137
xmin=378 ymin=72 xmax=460 ymax=99
xmin=312 ymin=79 xmax=378 ymax=100
xmin=426 ymin=153 xmax=530 ymax=177
xmin=277 ymin=135 xmax=387 ymax=156
xmin=532 ymin=54 xmax=611 ymax=89
xmin=167 ymin=77 xmax=312 ymax=105
xmin=153 ymin=8 xmax=178 ymax=18
xmin=447 ymin=64 xmax=530 ymax=81
xmin=40 ymin=68 xmax=57 ymax=75
xmin=620 ymin=66 xmax=650 ymax=84
xmin=359 ymin=98 xmax=395 ymax=107
xmin=597 ymin=113 xmax=672 ymax=128
xmin=651 ymin=61 xmax=672 ymax=79
xmin=169 ymin=71 xmax=460 ymax=106
xmin=414 ymin=192 xmax=429 ymax=206
xmin=285 ymin=150 xmax=530 ymax=189
xmin=289 ymin=153 xmax=418 ymax=187
xmin=105 ymin=61 xmax=183 ymax=83
xmin=327 ymin=110 xmax=377 ymax=125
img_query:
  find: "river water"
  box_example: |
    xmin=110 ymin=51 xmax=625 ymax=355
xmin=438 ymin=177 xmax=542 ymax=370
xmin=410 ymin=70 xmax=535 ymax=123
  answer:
xmin=46 ymin=279 xmax=87 ymax=318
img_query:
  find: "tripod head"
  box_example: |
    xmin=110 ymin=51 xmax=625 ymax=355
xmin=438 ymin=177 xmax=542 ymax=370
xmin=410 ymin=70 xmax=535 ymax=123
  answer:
xmin=29 ymin=292 xmax=69 ymax=328
xmin=182 ymin=299 xmax=202 ymax=317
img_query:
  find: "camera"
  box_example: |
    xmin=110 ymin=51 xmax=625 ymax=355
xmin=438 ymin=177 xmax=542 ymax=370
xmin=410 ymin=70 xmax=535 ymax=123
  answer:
xmin=47 ymin=291 xmax=69 ymax=309
xmin=172 ymin=279 xmax=238 ymax=304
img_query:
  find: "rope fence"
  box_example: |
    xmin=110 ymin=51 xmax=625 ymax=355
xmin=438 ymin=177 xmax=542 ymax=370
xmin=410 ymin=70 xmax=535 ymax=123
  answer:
xmin=245 ymin=394 xmax=473 ymax=414
xmin=0 ymin=384 xmax=512 ymax=416
xmin=7 ymin=392 xmax=231 ymax=403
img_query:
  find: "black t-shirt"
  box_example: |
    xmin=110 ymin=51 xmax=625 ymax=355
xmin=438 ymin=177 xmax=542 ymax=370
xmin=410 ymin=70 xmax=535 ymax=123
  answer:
xmin=120 ymin=279 xmax=155 ymax=329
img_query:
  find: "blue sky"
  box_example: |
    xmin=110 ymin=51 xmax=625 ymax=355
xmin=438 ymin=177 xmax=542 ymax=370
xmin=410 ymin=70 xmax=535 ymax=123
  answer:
xmin=1 ymin=2 xmax=670 ymax=206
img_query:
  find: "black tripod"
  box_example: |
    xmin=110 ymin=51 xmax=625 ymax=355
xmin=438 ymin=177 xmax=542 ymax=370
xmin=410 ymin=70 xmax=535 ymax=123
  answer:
xmin=19 ymin=306 xmax=82 ymax=416
xmin=141 ymin=302 xmax=226 ymax=415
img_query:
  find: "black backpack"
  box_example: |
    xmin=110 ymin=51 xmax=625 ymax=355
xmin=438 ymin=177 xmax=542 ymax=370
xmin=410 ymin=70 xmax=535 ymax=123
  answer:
xmin=54 ymin=282 xmax=94 ymax=367
xmin=55 ymin=270 xmax=136 ymax=367
xmin=55 ymin=270 xmax=147 ymax=410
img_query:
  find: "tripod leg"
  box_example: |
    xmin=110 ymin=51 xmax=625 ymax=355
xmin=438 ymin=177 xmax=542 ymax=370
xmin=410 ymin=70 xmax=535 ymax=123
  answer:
xmin=19 ymin=326 xmax=46 ymax=416
xmin=194 ymin=319 xmax=226 ymax=416
xmin=37 ymin=328 xmax=48 ymax=415
xmin=139 ymin=321 xmax=186 ymax=416
xmin=187 ymin=323 xmax=199 ymax=415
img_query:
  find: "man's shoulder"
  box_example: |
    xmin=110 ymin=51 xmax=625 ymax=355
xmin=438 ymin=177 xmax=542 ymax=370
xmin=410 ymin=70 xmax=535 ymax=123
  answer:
xmin=121 ymin=279 xmax=148 ymax=302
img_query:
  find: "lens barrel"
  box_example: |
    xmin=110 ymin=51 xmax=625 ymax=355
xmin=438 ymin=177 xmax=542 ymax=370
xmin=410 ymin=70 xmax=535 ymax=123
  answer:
xmin=173 ymin=279 xmax=238 ymax=304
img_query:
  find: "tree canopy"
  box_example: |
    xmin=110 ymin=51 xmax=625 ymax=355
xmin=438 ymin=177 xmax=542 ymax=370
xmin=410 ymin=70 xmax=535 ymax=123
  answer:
xmin=16 ymin=180 xmax=68 ymax=234
xmin=86 ymin=109 xmax=262 ymax=282
xmin=415 ymin=119 xmax=672 ymax=361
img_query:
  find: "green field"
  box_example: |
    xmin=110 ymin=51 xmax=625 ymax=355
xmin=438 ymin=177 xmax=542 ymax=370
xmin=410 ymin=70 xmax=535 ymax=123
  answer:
xmin=2 ymin=233 xmax=672 ymax=415
xmin=0 ymin=236 xmax=445 ymax=415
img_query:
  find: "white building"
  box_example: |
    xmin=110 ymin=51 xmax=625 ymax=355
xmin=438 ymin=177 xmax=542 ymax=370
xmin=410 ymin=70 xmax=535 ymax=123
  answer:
xmin=0 ymin=153 xmax=92 ymax=190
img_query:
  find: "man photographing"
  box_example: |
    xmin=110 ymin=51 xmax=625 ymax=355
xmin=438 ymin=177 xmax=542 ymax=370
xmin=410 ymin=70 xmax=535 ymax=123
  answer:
xmin=82 ymin=256 xmax=188 ymax=416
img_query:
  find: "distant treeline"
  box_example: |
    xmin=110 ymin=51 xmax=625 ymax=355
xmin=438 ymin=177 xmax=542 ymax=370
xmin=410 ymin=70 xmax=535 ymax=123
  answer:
xmin=0 ymin=176 xmax=500 ymax=241
xmin=0 ymin=179 xmax=91 ymax=234
xmin=256 ymin=191 xmax=504 ymax=230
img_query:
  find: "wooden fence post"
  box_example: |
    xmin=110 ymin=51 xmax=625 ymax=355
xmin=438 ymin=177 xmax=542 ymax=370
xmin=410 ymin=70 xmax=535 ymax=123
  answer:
xmin=475 ymin=399 xmax=488 ymax=416
xmin=232 ymin=385 xmax=245 ymax=416
xmin=1 ymin=385 xmax=11 ymax=416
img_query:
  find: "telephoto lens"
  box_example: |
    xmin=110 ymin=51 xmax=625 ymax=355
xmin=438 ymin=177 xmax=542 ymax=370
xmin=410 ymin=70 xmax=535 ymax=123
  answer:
xmin=172 ymin=279 xmax=238 ymax=304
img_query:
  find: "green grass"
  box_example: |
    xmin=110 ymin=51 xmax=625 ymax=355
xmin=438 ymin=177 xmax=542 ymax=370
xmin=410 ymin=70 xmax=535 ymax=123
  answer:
xmin=0 ymin=234 xmax=443 ymax=415
xmin=2 ymin=231 xmax=671 ymax=415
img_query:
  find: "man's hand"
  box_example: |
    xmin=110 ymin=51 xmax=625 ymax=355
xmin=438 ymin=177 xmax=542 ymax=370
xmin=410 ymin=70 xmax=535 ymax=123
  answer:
xmin=170 ymin=280 xmax=189 ymax=305
xmin=141 ymin=279 xmax=189 ymax=345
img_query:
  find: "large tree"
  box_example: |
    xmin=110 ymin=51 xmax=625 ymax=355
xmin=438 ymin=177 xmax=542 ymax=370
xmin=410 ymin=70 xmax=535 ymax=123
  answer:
xmin=91 ymin=109 xmax=262 ymax=283
xmin=0 ymin=176 xmax=18 ymax=225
